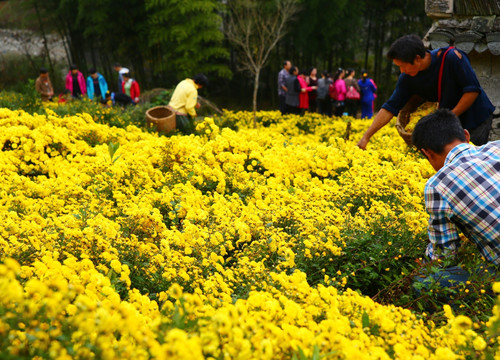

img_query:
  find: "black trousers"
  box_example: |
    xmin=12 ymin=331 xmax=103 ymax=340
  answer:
xmin=279 ymin=95 xmax=287 ymax=115
xmin=114 ymin=93 xmax=134 ymax=106
xmin=468 ymin=114 xmax=493 ymax=145
xmin=317 ymin=98 xmax=331 ymax=116
xmin=285 ymin=104 xmax=300 ymax=115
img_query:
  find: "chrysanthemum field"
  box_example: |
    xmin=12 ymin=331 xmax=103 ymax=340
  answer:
xmin=0 ymin=103 xmax=498 ymax=359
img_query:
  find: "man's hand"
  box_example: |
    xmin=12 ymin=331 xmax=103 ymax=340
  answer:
xmin=357 ymin=136 xmax=369 ymax=150
xmin=196 ymin=102 xmax=201 ymax=109
xmin=356 ymin=109 xmax=395 ymax=150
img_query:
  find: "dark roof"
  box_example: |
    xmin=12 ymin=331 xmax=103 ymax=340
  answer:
xmin=424 ymin=0 xmax=500 ymax=54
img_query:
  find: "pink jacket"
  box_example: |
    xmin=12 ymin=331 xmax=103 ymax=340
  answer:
xmin=65 ymin=71 xmax=87 ymax=95
xmin=334 ymin=79 xmax=346 ymax=101
xmin=297 ymin=75 xmax=313 ymax=109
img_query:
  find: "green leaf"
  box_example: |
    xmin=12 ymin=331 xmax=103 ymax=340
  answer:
xmin=362 ymin=311 xmax=370 ymax=328
xmin=108 ymin=142 xmax=120 ymax=163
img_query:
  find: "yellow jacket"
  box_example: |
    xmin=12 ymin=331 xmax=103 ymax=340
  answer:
xmin=168 ymin=79 xmax=199 ymax=117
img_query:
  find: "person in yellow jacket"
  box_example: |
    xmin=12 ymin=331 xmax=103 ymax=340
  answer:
xmin=168 ymin=73 xmax=208 ymax=133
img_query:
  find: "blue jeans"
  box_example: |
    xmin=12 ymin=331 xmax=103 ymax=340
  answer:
xmin=413 ymin=265 xmax=497 ymax=296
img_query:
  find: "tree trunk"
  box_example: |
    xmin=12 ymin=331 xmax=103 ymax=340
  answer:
xmin=364 ymin=11 xmax=373 ymax=70
xmin=34 ymin=0 xmax=54 ymax=76
xmin=252 ymin=68 xmax=260 ymax=128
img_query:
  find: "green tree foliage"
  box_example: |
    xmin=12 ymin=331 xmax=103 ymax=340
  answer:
xmin=2 ymin=0 xmax=432 ymax=105
xmin=146 ymin=0 xmax=231 ymax=79
xmin=72 ymin=0 xmax=151 ymax=86
xmin=4 ymin=0 xmax=230 ymax=89
xmin=361 ymin=0 xmax=432 ymax=101
xmin=287 ymin=0 xmax=366 ymax=70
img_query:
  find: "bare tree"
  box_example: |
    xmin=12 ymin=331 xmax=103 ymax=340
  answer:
xmin=224 ymin=0 xmax=300 ymax=127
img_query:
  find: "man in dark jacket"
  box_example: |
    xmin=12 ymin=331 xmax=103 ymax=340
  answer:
xmin=358 ymin=35 xmax=494 ymax=149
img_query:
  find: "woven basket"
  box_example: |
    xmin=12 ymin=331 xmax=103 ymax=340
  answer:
xmin=395 ymin=95 xmax=427 ymax=146
xmin=146 ymin=106 xmax=176 ymax=133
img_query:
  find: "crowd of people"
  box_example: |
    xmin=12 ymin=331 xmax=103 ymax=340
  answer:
xmin=35 ymin=62 xmax=141 ymax=107
xmin=35 ymin=62 xmax=209 ymax=134
xmin=278 ymin=60 xmax=378 ymax=119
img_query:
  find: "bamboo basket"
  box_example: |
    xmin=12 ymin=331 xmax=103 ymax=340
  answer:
xmin=146 ymin=106 xmax=176 ymax=133
xmin=395 ymin=95 xmax=427 ymax=146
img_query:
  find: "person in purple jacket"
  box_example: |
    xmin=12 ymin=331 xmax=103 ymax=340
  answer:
xmin=357 ymin=34 xmax=494 ymax=149
xmin=358 ymin=70 xmax=377 ymax=119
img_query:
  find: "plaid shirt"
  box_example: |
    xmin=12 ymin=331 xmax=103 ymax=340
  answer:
xmin=425 ymin=141 xmax=500 ymax=265
xmin=278 ymin=68 xmax=289 ymax=96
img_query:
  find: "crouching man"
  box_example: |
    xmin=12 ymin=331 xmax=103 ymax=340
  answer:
xmin=412 ymin=109 xmax=499 ymax=291
xmin=168 ymin=73 xmax=208 ymax=134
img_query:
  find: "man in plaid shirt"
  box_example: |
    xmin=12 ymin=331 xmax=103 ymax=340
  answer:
xmin=412 ymin=108 xmax=499 ymax=288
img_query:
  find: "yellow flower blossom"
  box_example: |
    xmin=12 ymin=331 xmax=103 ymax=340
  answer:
xmin=0 ymin=108 xmax=495 ymax=359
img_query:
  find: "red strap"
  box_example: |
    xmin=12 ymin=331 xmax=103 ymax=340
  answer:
xmin=438 ymin=47 xmax=454 ymax=104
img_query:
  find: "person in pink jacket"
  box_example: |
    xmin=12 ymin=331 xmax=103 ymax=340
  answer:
xmin=329 ymin=68 xmax=346 ymax=116
xmin=65 ymin=64 xmax=87 ymax=99
xmin=298 ymin=69 xmax=317 ymax=115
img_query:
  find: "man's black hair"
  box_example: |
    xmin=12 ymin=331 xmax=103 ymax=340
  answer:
xmin=40 ymin=67 xmax=48 ymax=74
xmin=70 ymin=64 xmax=78 ymax=71
xmin=387 ymin=34 xmax=426 ymax=64
xmin=283 ymin=60 xmax=291 ymax=67
xmin=193 ymin=73 xmax=208 ymax=87
xmin=89 ymin=68 xmax=97 ymax=74
xmin=412 ymin=108 xmax=466 ymax=154
xmin=114 ymin=62 xmax=121 ymax=67
xmin=288 ymin=66 xmax=297 ymax=75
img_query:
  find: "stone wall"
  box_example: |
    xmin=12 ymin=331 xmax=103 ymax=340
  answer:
xmin=471 ymin=51 xmax=500 ymax=108
xmin=0 ymin=29 xmax=66 ymax=62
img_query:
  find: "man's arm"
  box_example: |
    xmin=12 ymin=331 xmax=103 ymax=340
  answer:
xmin=451 ymin=91 xmax=479 ymax=117
xmin=279 ymin=72 xmax=288 ymax=92
xmin=357 ymin=108 xmax=395 ymax=149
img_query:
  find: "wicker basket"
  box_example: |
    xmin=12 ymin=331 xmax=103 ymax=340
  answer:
xmin=146 ymin=106 xmax=176 ymax=133
xmin=395 ymin=95 xmax=427 ymax=146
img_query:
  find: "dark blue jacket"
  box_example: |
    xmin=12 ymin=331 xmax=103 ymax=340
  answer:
xmin=382 ymin=47 xmax=494 ymax=130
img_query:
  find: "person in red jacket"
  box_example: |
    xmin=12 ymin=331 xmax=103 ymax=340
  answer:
xmin=121 ymin=71 xmax=140 ymax=104
xmin=298 ymin=69 xmax=316 ymax=115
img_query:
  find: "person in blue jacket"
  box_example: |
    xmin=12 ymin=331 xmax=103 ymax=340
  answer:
xmin=357 ymin=34 xmax=494 ymax=149
xmin=358 ymin=70 xmax=377 ymax=119
xmin=87 ymin=68 xmax=108 ymax=101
